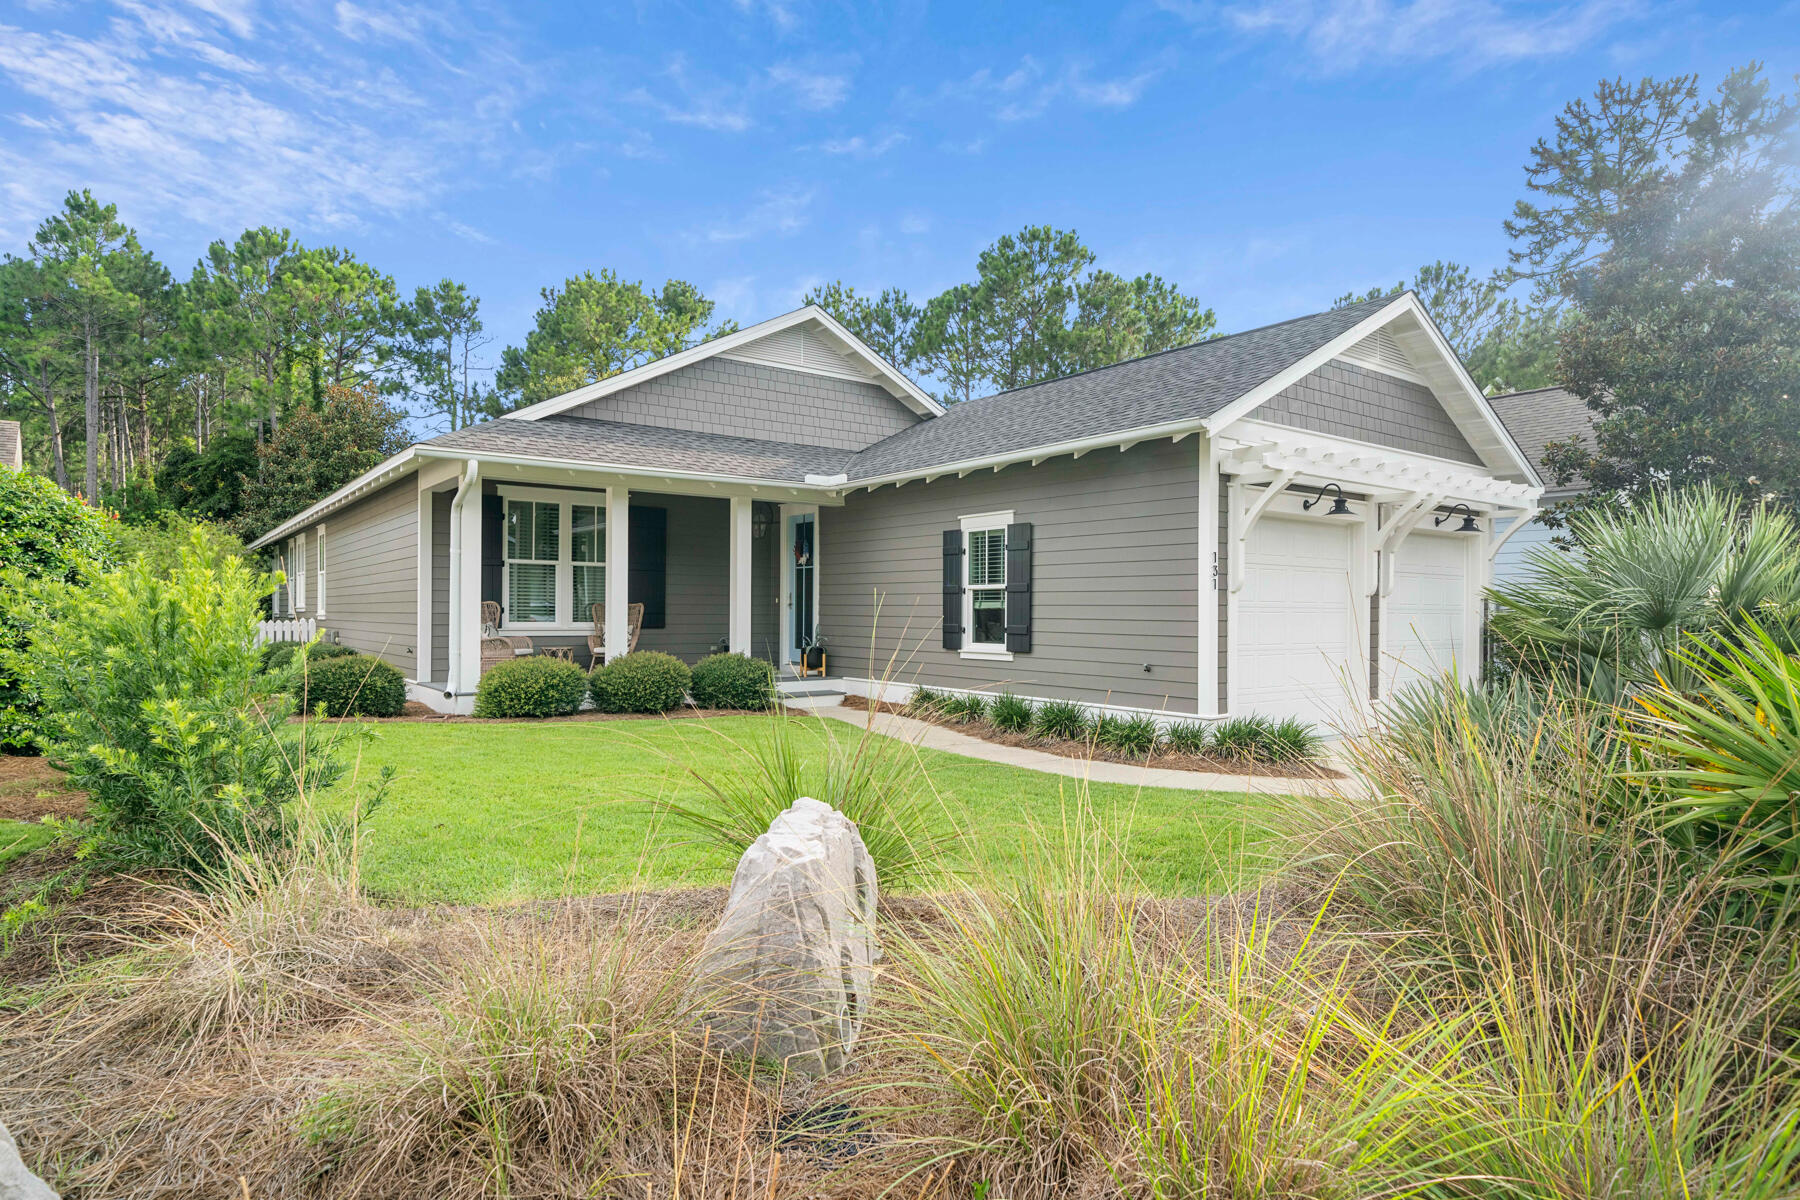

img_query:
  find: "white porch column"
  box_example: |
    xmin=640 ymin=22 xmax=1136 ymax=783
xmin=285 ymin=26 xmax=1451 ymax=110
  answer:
xmin=454 ymin=474 xmax=484 ymax=704
xmin=605 ymin=485 xmax=630 ymax=660
xmin=728 ymin=496 xmax=752 ymax=654
xmin=1197 ymin=434 xmax=1221 ymax=716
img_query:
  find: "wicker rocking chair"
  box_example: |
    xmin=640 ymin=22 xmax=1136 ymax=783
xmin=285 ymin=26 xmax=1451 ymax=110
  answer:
xmin=479 ymin=600 xmax=533 ymax=676
xmin=587 ymin=601 xmax=644 ymax=666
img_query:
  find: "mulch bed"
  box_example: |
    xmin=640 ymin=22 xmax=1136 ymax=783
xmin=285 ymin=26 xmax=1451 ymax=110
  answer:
xmin=0 ymin=755 xmax=88 ymax=822
xmin=838 ymin=695 xmax=1342 ymax=781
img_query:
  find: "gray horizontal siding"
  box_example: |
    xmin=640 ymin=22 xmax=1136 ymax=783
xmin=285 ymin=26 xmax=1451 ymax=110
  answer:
xmin=821 ymin=438 xmax=1201 ymax=713
xmin=567 ymin=358 xmax=920 ymax=452
xmin=752 ymin=501 xmax=779 ymax=666
xmin=1258 ymin=359 xmax=1482 ymax=464
xmin=636 ymin=493 xmax=729 ymax=663
xmin=319 ymin=477 xmax=419 ymax=675
xmin=430 ymin=490 xmax=450 ymax=682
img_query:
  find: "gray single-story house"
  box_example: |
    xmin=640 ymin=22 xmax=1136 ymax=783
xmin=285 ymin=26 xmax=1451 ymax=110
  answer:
xmin=1486 ymin=385 xmax=1592 ymax=584
xmin=251 ymin=291 xmax=1543 ymax=730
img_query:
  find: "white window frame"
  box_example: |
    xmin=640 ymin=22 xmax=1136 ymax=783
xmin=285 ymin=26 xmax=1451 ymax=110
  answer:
xmin=960 ymin=509 xmax=1014 ymax=662
xmin=314 ymin=524 xmax=327 ymax=617
xmin=497 ymin=485 xmax=607 ymax=633
xmin=292 ymin=533 xmax=307 ymax=611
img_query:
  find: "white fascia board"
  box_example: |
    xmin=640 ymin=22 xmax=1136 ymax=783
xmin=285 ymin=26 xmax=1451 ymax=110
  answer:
xmin=843 ymin=415 xmax=1208 ymax=493
xmin=248 ymin=448 xmax=420 ymax=550
xmin=411 ymin=445 xmax=844 ymax=496
xmin=501 ymin=306 xmax=943 ymax=423
xmin=1217 ymin=417 xmax=1543 ymax=508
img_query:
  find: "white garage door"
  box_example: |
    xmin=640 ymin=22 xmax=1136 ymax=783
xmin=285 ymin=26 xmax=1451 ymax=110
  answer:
xmin=1383 ymin=531 xmax=1472 ymax=696
xmin=1237 ymin=514 xmax=1363 ymax=730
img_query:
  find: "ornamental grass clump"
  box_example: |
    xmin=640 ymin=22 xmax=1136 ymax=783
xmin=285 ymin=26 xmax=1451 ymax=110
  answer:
xmin=588 ymin=650 xmax=690 ymax=714
xmin=474 ymin=655 xmax=588 ymax=718
xmin=688 ymin=651 xmax=774 ymax=710
xmin=1162 ymin=720 xmax=1211 ymax=755
xmin=988 ymin=692 xmax=1035 ymax=732
xmin=1094 ymin=713 xmax=1158 ymax=756
xmin=1031 ymin=698 xmax=1091 ymax=741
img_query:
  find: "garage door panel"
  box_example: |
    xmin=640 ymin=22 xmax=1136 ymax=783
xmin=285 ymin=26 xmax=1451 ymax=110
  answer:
xmin=1237 ymin=514 xmax=1363 ymax=730
xmin=1384 ymin=531 xmax=1470 ymax=695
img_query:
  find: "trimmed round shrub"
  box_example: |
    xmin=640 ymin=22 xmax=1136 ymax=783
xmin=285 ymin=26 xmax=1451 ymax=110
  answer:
xmin=299 ymin=653 xmax=407 ymax=718
xmin=690 ymin=652 xmax=775 ymax=710
xmin=988 ymin=692 xmax=1034 ymax=733
xmin=1096 ymin=713 xmax=1158 ymax=756
xmin=590 ymin=650 xmax=692 ymax=714
xmin=261 ymin=639 xmax=357 ymax=674
xmin=1162 ymin=720 xmax=1211 ymax=756
xmin=1032 ymin=698 xmax=1092 ymax=741
xmin=474 ymin=655 xmax=588 ymax=718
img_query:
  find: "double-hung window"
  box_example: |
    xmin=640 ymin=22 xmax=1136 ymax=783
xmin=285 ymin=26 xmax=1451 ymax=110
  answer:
xmin=962 ymin=510 xmax=1012 ymax=654
xmin=293 ymin=533 xmax=308 ymax=611
xmin=315 ymin=525 xmax=327 ymax=616
xmin=501 ymin=488 xmax=606 ymax=629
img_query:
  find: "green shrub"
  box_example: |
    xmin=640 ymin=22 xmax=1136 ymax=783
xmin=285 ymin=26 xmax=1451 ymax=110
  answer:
xmin=475 ymin=656 xmax=589 ymax=718
xmin=589 ymin=651 xmax=691 ymax=714
xmin=261 ymin=639 xmax=357 ymax=674
xmin=18 ymin=532 xmax=341 ymax=877
xmin=939 ymin=693 xmax=989 ymax=723
xmin=1268 ymin=716 xmax=1324 ymax=763
xmin=0 ymin=466 xmax=115 ymax=750
xmin=989 ymin=693 xmax=1035 ymax=733
xmin=1209 ymin=716 xmax=1273 ymax=762
xmin=1096 ymin=713 xmax=1158 ymax=756
xmin=299 ymin=654 xmax=407 ymax=718
xmin=1163 ymin=720 xmax=1211 ymax=755
xmin=1032 ymin=699 xmax=1091 ymax=741
xmin=905 ymin=686 xmax=946 ymax=716
xmin=689 ymin=652 xmax=774 ymax=710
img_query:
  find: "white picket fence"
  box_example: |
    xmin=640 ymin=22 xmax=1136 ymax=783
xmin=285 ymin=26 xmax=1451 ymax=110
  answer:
xmin=255 ymin=617 xmax=316 ymax=646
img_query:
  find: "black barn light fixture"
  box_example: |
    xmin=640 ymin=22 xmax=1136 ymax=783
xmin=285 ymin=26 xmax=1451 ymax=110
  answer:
xmin=1434 ymin=503 xmax=1482 ymax=533
xmin=1302 ymin=481 xmax=1355 ymax=517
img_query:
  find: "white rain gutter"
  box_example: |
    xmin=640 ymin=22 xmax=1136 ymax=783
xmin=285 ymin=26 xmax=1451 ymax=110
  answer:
xmin=444 ymin=458 xmax=479 ymax=698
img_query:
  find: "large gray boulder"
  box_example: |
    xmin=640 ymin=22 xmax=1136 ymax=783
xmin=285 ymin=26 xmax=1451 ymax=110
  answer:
xmin=0 ymin=1122 xmax=58 ymax=1200
xmin=692 ymin=797 xmax=878 ymax=1075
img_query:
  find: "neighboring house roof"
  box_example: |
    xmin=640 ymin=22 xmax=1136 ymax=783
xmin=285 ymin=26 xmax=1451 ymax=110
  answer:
xmin=839 ymin=297 xmax=1393 ymax=481
xmin=423 ymin=415 xmax=855 ymax=484
xmin=1486 ymin=385 xmax=1591 ymax=495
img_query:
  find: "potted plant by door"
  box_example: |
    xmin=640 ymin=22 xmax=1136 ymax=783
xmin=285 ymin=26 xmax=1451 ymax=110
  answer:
xmin=802 ymin=633 xmax=827 ymax=675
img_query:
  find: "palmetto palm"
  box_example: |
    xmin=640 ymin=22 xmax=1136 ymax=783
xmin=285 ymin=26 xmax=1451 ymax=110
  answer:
xmin=1489 ymin=487 xmax=1800 ymax=693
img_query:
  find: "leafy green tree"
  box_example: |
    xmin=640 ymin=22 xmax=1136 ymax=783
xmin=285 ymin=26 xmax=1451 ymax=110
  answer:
xmin=1070 ymin=269 xmax=1216 ymax=374
xmin=496 ymin=271 xmax=736 ymax=406
xmin=157 ymin=429 xmax=258 ymax=523
xmin=0 ymin=256 xmax=75 ymax=489
xmin=234 ymin=383 xmax=410 ymax=539
xmin=391 ymin=278 xmax=495 ymax=431
xmin=801 ymin=282 xmax=923 ymax=369
xmin=1517 ymin=66 xmax=1800 ymax=512
xmin=913 ymin=283 xmax=990 ymax=404
xmin=0 ymin=464 xmax=115 ymax=748
xmin=1333 ymin=260 xmax=1559 ymax=393
xmin=970 ymin=225 xmax=1095 ymax=390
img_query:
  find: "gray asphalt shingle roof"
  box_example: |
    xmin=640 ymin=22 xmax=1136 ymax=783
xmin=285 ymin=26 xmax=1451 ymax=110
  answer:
xmin=422 ymin=296 xmax=1397 ymax=484
xmin=1486 ymin=386 xmax=1590 ymax=493
xmin=841 ymin=295 xmax=1394 ymax=480
xmin=426 ymin=415 xmax=855 ymax=482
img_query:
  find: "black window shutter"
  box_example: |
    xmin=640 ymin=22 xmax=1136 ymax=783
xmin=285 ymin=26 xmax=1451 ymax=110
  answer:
xmin=1005 ymin=522 xmax=1033 ymax=654
xmin=941 ymin=529 xmax=964 ymax=650
xmin=480 ymin=493 xmax=504 ymax=610
xmin=629 ymin=505 xmax=667 ymax=629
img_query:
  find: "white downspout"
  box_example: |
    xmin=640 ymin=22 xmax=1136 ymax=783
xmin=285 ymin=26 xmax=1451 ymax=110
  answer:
xmin=445 ymin=458 xmax=479 ymax=697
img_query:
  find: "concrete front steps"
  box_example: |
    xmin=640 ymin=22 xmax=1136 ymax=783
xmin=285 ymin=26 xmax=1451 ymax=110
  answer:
xmin=776 ymin=677 xmax=848 ymax=709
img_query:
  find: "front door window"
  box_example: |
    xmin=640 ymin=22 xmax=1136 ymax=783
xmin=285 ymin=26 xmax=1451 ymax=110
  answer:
xmin=789 ymin=513 xmax=815 ymax=658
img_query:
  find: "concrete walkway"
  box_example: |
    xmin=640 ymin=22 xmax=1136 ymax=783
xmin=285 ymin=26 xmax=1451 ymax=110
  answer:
xmin=808 ymin=703 xmax=1345 ymax=796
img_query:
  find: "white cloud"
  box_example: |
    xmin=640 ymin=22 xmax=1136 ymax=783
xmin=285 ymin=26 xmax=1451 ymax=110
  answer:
xmin=1170 ymin=0 xmax=1639 ymax=69
xmin=898 ymin=212 xmax=930 ymax=235
xmin=936 ymin=55 xmax=1162 ymax=122
xmin=816 ymin=131 xmax=905 ymax=157
xmin=0 ymin=3 xmax=543 ymax=244
xmin=703 ymin=186 xmax=815 ymax=243
xmin=767 ymin=62 xmax=851 ymax=110
xmin=729 ymin=0 xmax=799 ymax=32
xmin=629 ymin=56 xmax=754 ymax=132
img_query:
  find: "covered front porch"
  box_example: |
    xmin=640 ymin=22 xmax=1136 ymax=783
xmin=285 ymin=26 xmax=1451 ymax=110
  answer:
xmin=411 ymin=456 xmax=827 ymax=713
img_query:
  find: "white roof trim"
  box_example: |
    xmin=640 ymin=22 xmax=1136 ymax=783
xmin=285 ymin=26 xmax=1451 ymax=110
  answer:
xmin=412 ymin=446 xmax=843 ymax=495
xmin=1203 ymin=293 xmax=1541 ymax=486
xmin=248 ymin=448 xmax=420 ymax=550
xmin=500 ymin=305 xmax=944 ymax=423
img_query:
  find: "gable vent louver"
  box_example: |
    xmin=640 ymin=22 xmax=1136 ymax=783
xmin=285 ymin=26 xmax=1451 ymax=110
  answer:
xmin=1341 ymin=328 xmax=1415 ymax=377
xmin=727 ymin=322 xmax=876 ymax=378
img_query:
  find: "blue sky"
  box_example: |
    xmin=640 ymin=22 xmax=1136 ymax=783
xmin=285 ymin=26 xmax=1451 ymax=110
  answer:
xmin=2 ymin=0 xmax=1795 ymax=374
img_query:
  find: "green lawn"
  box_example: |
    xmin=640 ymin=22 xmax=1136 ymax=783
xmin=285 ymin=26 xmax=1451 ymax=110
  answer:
xmin=0 ymin=819 xmax=55 ymax=872
xmin=319 ymin=714 xmax=1285 ymax=904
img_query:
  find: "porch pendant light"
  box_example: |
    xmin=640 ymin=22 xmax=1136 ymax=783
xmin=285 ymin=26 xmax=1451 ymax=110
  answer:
xmin=1434 ymin=503 xmax=1482 ymax=534
xmin=1302 ymin=482 xmax=1355 ymax=518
